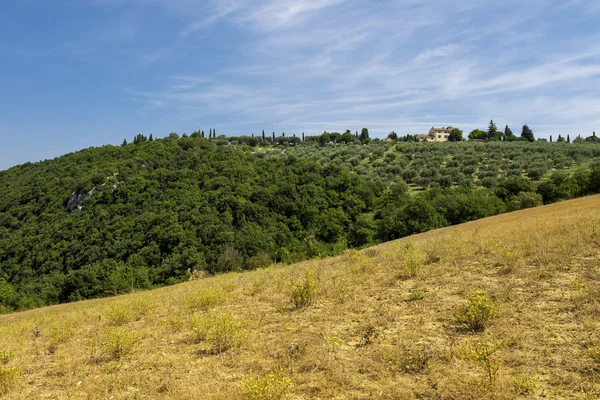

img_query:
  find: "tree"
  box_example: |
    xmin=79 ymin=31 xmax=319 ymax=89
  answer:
xmin=319 ymin=133 xmax=331 ymax=147
xmin=468 ymin=129 xmax=487 ymax=141
xmin=487 ymin=120 xmax=498 ymax=140
xmin=209 ymin=128 xmax=213 ymax=138
xmin=262 ymin=130 xmax=265 ymax=140
xmin=567 ymin=135 xmax=571 ymax=143
xmin=504 ymin=125 xmax=514 ymax=137
xmin=330 ymin=132 xmax=341 ymax=143
xmin=521 ymin=124 xmax=535 ymax=142
xmin=388 ymin=131 xmax=398 ymax=141
xmin=272 ymin=132 xmax=275 ymax=143
xmin=550 ymin=135 xmax=553 ymax=142
xmin=341 ymin=131 xmax=355 ymax=144
xmin=149 ymin=134 xmax=154 ymax=141
xmin=302 ymin=132 xmax=305 ymax=141
xmin=448 ymin=128 xmax=463 ymax=142
xmin=557 ymin=135 xmax=565 ymax=143
xmin=121 ymin=139 xmax=128 ymax=147
xmin=360 ymin=128 xmax=369 ymax=143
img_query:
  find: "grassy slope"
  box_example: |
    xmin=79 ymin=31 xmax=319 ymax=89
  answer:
xmin=2 ymin=196 xmax=600 ymax=399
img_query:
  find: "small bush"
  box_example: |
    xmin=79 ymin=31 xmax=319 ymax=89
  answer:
xmin=106 ymin=304 xmax=133 ymax=326
xmin=289 ymin=271 xmax=318 ymax=309
xmin=103 ymin=328 xmax=140 ymax=360
xmin=190 ymin=313 xmax=243 ymax=354
xmin=400 ymin=242 xmax=424 ymax=278
xmin=185 ymin=287 xmax=227 ymax=310
xmin=241 ymin=368 xmax=294 ymax=400
xmin=458 ymin=341 xmax=501 ymax=388
xmin=454 ymin=290 xmax=499 ymax=332
xmin=0 ymin=366 xmax=20 ymax=395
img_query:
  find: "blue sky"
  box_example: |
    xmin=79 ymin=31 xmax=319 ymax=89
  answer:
xmin=1 ymin=0 xmax=599 ymax=170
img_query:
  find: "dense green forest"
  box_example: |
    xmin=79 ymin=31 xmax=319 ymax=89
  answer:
xmin=1 ymin=134 xmax=600 ymax=312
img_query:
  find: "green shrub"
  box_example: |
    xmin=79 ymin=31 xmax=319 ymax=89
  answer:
xmin=401 ymin=242 xmax=424 ymax=278
xmin=190 ymin=313 xmax=243 ymax=354
xmin=103 ymin=328 xmax=140 ymax=360
xmin=289 ymin=271 xmax=318 ymax=309
xmin=106 ymin=304 xmax=133 ymax=326
xmin=241 ymin=368 xmax=294 ymax=400
xmin=185 ymin=287 xmax=227 ymax=310
xmin=454 ymin=290 xmax=499 ymax=332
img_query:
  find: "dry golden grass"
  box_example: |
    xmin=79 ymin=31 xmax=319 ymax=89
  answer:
xmin=2 ymin=195 xmax=600 ymax=399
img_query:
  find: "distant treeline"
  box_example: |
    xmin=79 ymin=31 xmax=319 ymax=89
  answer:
xmin=0 ymin=136 xmax=599 ymax=312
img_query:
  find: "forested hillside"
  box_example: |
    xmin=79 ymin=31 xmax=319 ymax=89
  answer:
xmin=1 ymin=135 xmax=600 ymax=311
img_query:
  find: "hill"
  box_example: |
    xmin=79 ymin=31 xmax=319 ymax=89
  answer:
xmin=1 ymin=195 xmax=599 ymax=399
xmin=2 ymin=135 xmax=600 ymax=312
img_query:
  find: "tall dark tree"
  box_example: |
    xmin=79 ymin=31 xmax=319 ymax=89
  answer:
xmin=504 ymin=125 xmax=514 ymax=137
xmin=209 ymin=128 xmax=213 ymax=138
xmin=272 ymin=132 xmax=275 ymax=143
xmin=262 ymin=130 xmax=265 ymax=140
xmin=122 ymin=139 xmax=127 ymax=147
xmin=487 ymin=120 xmax=498 ymax=139
xmin=360 ymin=128 xmax=369 ymax=142
xmin=388 ymin=131 xmax=398 ymax=141
xmin=550 ymin=135 xmax=553 ymax=142
xmin=567 ymin=134 xmax=570 ymax=143
xmin=521 ymin=124 xmax=535 ymax=142
xmin=302 ymin=132 xmax=305 ymax=141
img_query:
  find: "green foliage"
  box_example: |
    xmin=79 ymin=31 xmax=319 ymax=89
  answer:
xmin=454 ymin=290 xmax=499 ymax=332
xmin=521 ymin=124 xmax=535 ymax=142
xmin=241 ymin=368 xmax=294 ymax=400
xmin=190 ymin=313 xmax=243 ymax=354
xmin=103 ymin=328 xmax=140 ymax=360
xmin=1 ymin=136 xmax=599 ymax=312
xmin=289 ymin=271 xmax=319 ymax=309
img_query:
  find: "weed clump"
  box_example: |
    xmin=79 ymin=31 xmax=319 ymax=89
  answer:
xmin=106 ymin=304 xmax=133 ymax=326
xmin=185 ymin=287 xmax=227 ymax=310
xmin=454 ymin=290 xmax=499 ymax=332
xmin=0 ymin=366 xmax=20 ymax=395
xmin=289 ymin=271 xmax=318 ymax=309
xmin=385 ymin=345 xmax=433 ymax=374
xmin=407 ymin=289 xmax=429 ymax=302
xmin=400 ymin=242 xmax=424 ymax=278
xmin=0 ymin=349 xmax=13 ymax=365
xmin=190 ymin=313 xmax=243 ymax=354
xmin=241 ymin=368 xmax=294 ymax=400
xmin=103 ymin=328 xmax=140 ymax=360
xmin=458 ymin=341 xmax=502 ymax=388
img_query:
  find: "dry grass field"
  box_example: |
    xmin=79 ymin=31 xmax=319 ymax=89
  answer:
xmin=1 ymin=195 xmax=600 ymax=399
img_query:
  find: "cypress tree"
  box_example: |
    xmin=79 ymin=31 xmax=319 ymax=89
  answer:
xmin=201 ymin=130 xmax=205 ymax=138
xmin=272 ymin=132 xmax=275 ymax=143
xmin=122 ymin=139 xmax=127 ymax=146
xmin=209 ymin=128 xmax=212 ymax=138
xmin=149 ymin=134 xmax=153 ymax=141
xmin=302 ymin=132 xmax=305 ymax=141
xmin=567 ymin=134 xmax=571 ymax=143
xmin=213 ymin=128 xmax=216 ymax=138
xmin=550 ymin=135 xmax=553 ymax=142
xmin=262 ymin=130 xmax=265 ymax=140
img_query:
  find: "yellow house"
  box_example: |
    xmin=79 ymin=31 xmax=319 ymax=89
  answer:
xmin=428 ymin=126 xmax=454 ymax=142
